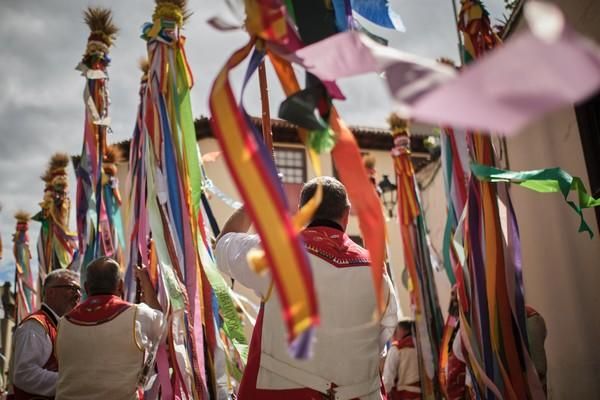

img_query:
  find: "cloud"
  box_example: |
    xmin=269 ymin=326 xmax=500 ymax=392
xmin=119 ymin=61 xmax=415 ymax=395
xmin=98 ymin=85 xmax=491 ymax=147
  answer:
xmin=0 ymin=0 xmax=507 ymax=272
xmin=0 ymin=260 xmax=16 ymax=285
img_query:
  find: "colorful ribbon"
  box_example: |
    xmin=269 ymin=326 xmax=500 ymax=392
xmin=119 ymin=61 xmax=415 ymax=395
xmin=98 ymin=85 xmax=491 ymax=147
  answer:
xmin=471 ymin=163 xmax=600 ymax=237
xmin=209 ymin=39 xmax=318 ymax=351
xmin=446 ymin=2 xmax=546 ymax=398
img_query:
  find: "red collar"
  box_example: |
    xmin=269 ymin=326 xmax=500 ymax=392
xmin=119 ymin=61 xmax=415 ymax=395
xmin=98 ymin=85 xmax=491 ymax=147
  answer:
xmin=301 ymin=226 xmax=370 ymax=268
xmin=65 ymin=295 xmax=131 ymax=326
xmin=393 ymin=335 xmax=415 ymax=349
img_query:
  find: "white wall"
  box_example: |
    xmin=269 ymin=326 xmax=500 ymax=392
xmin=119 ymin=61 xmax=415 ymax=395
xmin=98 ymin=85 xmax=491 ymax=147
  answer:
xmin=503 ymin=2 xmax=600 ymax=397
xmin=506 ymin=107 xmax=600 ymax=399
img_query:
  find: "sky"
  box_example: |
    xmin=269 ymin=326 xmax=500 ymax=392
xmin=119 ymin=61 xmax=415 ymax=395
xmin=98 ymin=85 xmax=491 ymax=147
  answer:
xmin=0 ymin=0 xmax=507 ymax=284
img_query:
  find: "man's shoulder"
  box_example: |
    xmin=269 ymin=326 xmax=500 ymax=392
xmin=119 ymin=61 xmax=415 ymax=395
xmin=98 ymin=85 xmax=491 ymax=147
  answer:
xmin=219 ymin=232 xmax=260 ymax=244
xmin=134 ymin=303 xmax=163 ymax=320
xmin=15 ymin=317 xmax=50 ymax=339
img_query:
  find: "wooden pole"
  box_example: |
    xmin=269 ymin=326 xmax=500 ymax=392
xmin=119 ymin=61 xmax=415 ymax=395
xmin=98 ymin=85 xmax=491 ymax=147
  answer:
xmin=258 ymin=60 xmax=275 ymax=156
xmin=451 ymin=0 xmax=465 ymax=66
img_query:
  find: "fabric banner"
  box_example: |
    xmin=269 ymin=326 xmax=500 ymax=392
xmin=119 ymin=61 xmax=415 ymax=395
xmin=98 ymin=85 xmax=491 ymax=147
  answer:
xmin=471 ymin=163 xmax=600 ymax=237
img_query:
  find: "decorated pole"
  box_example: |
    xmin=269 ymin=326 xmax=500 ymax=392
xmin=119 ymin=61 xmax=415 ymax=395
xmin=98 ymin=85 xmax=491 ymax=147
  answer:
xmin=13 ymin=212 xmax=36 ymax=324
xmin=33 ymin=153 xmax=78 ymax=294
xmin=440 ymin=1 xmax=545 ymax=399
xmin=134 ymin=0 xmax=231 ymax=396
xmin=74 ymin=7 xmax=118 ymax=281
xmin=389 ymin=115 xmax=444 ymax=399
xmin=258 ymin=60 xmax=274 ymax=154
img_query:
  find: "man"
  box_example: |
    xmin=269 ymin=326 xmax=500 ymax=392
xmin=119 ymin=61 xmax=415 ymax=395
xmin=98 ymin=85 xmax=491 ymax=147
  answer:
xmin=216 ymin=176 xmax=398 ymax=399
xmin=439 ymin=287 xmax=465 ymax=400
xmin=12 ymin=269 xmax=81 ymax=399
xmin=382 ymin=320 xmax=421 ymax=400
xmin=55 ymin=257 xmax=163 ymax=400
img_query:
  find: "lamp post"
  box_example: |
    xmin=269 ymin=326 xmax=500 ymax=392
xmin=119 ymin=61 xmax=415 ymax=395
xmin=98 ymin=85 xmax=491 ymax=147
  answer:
xmin=378 ymin=174 xmax=397 ymax=218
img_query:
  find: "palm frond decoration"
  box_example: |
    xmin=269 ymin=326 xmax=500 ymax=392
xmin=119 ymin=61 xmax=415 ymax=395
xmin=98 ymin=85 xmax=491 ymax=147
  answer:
xmin=15 ymin=211 xmax=30 ymax=223
xmin=154 ymin=0 xmax=192 ymax=26
xmin=84 ymin=7 xmax=119 ymax=46
xmin=388 ymin=113 xmax=408 ymax=134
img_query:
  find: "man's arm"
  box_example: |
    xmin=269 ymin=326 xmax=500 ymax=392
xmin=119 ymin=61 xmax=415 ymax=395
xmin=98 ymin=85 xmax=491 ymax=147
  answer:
xmin=216 ymin=206 xmax=252 ymax=242
xmin=12 ymin=321 xmax=58 ymax=396
xmin=382 ymin=345 xmax=400 ymax=393
xmin=136 ymin=265 xmax=162 ymax=311
xmin=214 ymin=207 xmax=270 ymax=297
xmin=380 ymin=273 xmax=399 ymax=349
xmin=135 ymin=303 xmax=165 ymax=352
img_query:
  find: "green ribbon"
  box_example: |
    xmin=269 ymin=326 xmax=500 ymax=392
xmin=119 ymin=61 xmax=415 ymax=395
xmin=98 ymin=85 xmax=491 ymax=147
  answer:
xmin=471 ymin=163 xmax=600 ymax=237
xmin=202 ymin=253 xmax=248 ymax=379
xmin=175 ymin=49 xmax=203 ymax=216
xmin=308 ymin=127 xmax=336 ymax=153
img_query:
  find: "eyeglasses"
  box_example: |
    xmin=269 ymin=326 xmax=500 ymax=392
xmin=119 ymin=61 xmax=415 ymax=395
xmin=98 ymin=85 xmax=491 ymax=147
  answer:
xmin=48 ymin=284 xmax=81 ymax=294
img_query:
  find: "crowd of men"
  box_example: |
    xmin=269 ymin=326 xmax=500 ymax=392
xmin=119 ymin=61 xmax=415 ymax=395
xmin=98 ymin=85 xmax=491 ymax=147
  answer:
xmin=7 ymin=177 xmax=545 ymax=399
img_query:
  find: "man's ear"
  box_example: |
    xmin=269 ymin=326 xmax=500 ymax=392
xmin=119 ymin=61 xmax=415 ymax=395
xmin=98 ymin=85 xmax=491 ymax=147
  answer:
xmin=340 ymin=206 xmax=350 ymax=230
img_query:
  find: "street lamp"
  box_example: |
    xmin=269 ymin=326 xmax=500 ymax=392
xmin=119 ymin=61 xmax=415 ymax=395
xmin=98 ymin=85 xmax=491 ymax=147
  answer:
xmin=378 ymin=174 xmax=397 ymax=218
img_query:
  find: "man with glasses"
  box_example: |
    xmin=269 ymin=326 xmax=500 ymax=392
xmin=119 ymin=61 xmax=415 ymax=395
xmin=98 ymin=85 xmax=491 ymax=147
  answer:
xmin=12 ymin=269 xmax=81 ymax=399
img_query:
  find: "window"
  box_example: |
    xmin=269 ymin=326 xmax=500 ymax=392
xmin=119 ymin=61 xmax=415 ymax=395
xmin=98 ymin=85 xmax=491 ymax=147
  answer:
xmin=274 ymin=147 xmax=306 ymax=211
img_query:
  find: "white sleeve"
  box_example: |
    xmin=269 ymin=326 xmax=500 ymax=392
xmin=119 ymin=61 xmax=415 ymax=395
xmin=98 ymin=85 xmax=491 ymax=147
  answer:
xmin=380 ymin=273 xmax=399 ymax=349
xmin=13 ymin=320 xmax=58 ymax=396
xmin=135 ymin=303 xmax=165 ymax=353
xmin=215 ymin=232 xmax=271 ymax=297
xmin=382 ymin=345 xmax=400 ymax=393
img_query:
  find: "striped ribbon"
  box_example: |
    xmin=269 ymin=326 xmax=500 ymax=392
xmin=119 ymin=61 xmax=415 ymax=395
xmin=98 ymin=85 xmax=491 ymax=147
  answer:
xmin=266 ymin=9 xmax=388 ymax=315
xmin=440 ymin=127 xmax=469 ymax=285
xmin=209 ymin=38 xmax=319 ymax=352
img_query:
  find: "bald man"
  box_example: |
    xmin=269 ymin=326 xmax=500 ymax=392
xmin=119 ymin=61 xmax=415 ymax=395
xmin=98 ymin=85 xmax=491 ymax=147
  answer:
xmin=55 ymin=257 xmax=163 ymax=400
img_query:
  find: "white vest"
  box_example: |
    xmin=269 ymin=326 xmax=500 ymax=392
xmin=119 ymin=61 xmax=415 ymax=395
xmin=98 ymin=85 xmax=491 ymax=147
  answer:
xmin=56 ymin=306 xmax=143 ymax=400
xmin=257 ymin=253 xmax=385 ymax=400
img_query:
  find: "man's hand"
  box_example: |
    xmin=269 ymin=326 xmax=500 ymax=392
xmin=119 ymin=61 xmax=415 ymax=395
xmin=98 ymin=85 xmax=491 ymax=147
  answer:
xmin=216 ymin=206 xmax=252 ymax=243
xmin=135 ymin=265 xmax=162 ymax=311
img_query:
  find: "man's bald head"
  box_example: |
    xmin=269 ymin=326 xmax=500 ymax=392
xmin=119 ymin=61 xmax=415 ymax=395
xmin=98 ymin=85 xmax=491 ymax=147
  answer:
xmin=85 ymin=256 xmax=123 ymax=296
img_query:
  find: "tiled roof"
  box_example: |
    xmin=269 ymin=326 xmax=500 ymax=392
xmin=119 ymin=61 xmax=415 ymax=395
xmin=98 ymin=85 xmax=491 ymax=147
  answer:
xmin=75 ymin=116 xmax=439 ymax=172
xmin=194 ymin=115 xmax=436 ymax=153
